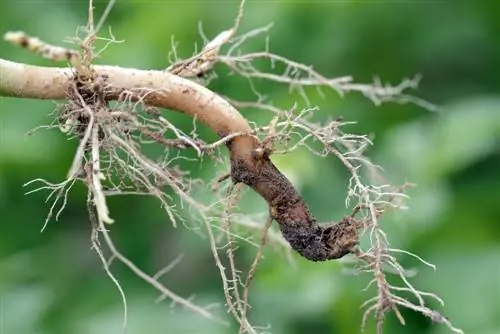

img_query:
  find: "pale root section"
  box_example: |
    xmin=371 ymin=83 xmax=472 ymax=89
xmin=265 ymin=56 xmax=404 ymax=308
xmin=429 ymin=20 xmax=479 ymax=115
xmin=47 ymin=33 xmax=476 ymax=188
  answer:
xmin=0 ymin=58 xmax=252 ymax=136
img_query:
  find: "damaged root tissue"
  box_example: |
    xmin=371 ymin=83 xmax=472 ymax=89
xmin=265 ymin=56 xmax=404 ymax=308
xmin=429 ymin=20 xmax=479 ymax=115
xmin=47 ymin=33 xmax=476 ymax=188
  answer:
xmin=228 ymin=139 xmax=359 ymax=262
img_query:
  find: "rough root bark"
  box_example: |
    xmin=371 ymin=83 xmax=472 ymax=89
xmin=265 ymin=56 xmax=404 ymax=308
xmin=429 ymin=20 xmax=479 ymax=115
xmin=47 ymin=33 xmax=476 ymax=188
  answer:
xmin=227 ymin=136 xmax=359 ymax=261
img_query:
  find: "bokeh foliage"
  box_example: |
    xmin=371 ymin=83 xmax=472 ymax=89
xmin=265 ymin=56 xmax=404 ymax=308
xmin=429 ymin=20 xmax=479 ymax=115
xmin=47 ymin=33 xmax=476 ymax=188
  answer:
xmin=0 ymin=1 xmax=499 ymax=334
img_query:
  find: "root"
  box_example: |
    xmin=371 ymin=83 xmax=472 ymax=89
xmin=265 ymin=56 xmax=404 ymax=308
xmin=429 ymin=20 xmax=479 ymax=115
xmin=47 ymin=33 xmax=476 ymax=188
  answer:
xmin=6 ymin=0 xmax=463 ymax=333
xmin=230 ymin=148 xmax=359 ymax=261
xmin=23 ymin=178 xmax=77 ymax=232
xmin=97 ymin=213 xmax=226 ymax=324
xmin=240 ymin=215 xmax=273 ymax=333
xmin=88 ymin=194 xmax=128 ymax=334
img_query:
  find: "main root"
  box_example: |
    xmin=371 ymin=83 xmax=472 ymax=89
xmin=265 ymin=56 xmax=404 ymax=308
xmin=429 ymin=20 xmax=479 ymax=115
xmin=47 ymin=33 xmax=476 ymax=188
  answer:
xmin=229 ymin=147 xmax=359 ymax=261
xmin=3 ymin=1 xmax=464 ymax=331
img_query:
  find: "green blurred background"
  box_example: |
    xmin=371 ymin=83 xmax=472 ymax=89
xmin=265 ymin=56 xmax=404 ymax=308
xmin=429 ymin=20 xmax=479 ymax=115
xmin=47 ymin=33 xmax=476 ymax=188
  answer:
xmin=0 ymin=0 xmax=499 ymax=333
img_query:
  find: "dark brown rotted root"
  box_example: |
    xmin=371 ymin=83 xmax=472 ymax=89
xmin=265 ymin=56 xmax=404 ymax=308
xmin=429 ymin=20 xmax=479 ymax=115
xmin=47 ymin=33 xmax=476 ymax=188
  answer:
xmin=278 ymin=218 xmax=358 ymax=261
xmin=229 ymin=143 xmax=359 ymax=262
